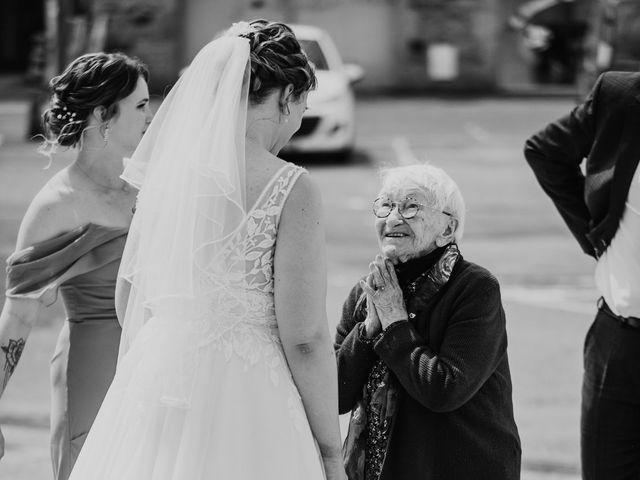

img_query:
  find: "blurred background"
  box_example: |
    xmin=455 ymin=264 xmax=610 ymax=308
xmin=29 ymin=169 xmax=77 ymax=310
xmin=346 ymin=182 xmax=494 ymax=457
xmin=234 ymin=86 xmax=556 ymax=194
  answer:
xmin=2 ymin=0 xmax=640 ymax=479
xmin=3 ymin=0 xmax=639 ymax=100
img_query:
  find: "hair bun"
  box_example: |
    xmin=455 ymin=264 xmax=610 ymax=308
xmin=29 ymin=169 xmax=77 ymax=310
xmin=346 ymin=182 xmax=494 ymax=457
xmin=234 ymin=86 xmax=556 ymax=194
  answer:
xmin=39 ymin=52 xmax=148 ymax=151
xmin=244 ymin=20 xmax=316 ymax=104
xmin=42 ymin=96 xmax=85 ymax=147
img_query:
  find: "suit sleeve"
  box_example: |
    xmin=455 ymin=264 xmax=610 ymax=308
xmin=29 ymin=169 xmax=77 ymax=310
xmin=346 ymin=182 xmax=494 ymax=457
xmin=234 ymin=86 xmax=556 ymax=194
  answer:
xmin=372 ymin=272 xmax=507 ymax=412
xmin=334 ymin=283 xmax=379 ymax=414
xmin=524 ymin=73 xmax=606 ymax=257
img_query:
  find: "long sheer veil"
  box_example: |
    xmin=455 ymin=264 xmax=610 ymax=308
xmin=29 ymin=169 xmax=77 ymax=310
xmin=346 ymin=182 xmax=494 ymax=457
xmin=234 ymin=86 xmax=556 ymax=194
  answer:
xmin=116 ymin=30 xmax=251 ymax=363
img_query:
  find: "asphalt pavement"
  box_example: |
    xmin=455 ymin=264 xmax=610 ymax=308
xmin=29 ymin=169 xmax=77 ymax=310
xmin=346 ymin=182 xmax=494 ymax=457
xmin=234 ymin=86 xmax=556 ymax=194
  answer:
xmin=0 ymin=96 xmax=593 ymax=479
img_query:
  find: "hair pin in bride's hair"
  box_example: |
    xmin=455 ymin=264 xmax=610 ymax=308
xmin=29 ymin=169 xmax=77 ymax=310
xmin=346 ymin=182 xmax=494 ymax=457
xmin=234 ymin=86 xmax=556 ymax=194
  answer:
xmin=226 ymin=21 xmax=257 ymax=38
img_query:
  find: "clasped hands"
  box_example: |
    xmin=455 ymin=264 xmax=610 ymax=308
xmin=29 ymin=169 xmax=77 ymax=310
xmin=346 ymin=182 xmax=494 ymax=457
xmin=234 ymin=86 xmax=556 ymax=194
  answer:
xmin=359 ymin=254 xmax=408 ymax=339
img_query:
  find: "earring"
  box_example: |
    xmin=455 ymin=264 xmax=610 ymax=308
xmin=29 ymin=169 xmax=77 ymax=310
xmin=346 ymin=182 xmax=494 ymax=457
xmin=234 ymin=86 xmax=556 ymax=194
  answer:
xmin=280 ymin=103 xmax=290 ymax=124
xmin=102 ymin=124 xmax=110 ymax=144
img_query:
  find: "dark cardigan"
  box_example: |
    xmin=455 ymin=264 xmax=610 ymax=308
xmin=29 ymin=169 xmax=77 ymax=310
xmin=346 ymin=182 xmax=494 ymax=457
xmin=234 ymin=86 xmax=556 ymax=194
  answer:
xmin=335 ymin=257 xmax=521 ymax=480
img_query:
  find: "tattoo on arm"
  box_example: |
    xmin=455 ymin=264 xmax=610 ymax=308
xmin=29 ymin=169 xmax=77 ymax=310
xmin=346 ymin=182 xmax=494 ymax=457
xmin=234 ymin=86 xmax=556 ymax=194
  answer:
xmin=1 ymin=338 xmax=25 ymax=390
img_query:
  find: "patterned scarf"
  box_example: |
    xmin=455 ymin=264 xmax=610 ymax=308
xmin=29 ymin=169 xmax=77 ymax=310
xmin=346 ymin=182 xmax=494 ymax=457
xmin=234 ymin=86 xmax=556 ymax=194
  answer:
xmin=343 ymin=243 xmax=460 ymax=480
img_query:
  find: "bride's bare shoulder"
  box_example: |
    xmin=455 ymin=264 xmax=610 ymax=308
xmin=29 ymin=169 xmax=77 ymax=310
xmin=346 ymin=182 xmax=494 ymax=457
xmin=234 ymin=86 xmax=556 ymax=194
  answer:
xmin=279 ymin=171 xmax=322 ymax=224
xmin=245 ymin=150 xmax=290 ymax=201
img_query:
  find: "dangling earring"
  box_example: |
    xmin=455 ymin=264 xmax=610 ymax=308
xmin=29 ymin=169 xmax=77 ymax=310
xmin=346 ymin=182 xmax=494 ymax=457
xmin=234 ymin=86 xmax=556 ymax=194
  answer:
xmin=102 ymin=123 xmax=110 ymax=144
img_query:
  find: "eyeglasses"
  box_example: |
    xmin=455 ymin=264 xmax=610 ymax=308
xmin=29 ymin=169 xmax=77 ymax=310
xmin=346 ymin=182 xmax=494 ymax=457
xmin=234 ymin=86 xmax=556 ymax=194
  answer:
xmin=372 ymin=197 xmax=454 ymax=220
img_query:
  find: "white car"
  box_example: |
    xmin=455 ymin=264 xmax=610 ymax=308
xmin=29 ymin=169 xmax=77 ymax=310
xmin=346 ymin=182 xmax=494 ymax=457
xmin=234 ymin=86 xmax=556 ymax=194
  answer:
xmin=284 ymin=24 xmax=364 ymax=158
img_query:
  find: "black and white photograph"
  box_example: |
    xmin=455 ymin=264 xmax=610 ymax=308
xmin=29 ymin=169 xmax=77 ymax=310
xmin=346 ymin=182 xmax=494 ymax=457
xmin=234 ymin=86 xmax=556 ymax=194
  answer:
xmin=0 ymin=1 xmax=638 ymax=479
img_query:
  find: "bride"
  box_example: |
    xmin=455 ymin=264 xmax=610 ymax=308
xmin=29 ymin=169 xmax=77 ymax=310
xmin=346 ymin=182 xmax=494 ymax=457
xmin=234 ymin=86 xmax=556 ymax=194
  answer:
xmin=68 ymin=20 xmax=346 ymax=480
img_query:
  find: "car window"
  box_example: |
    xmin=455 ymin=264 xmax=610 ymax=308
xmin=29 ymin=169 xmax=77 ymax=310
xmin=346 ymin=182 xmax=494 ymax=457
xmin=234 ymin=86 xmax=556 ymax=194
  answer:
xmin=298 ymin=39 xmax=329 ymax=70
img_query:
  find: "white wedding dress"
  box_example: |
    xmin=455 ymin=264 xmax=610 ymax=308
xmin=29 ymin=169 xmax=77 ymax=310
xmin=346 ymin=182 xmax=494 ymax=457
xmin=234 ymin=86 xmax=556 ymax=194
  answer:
xmin=67 ymin=163 xmax=325 ymax=479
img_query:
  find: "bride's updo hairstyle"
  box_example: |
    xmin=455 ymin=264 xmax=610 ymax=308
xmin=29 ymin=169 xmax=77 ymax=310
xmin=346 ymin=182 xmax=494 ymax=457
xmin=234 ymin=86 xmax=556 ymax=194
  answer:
xmin=240 ymin=20 xmax=316 ymax=106
xmin=42 ymin=52 xmax=149 ymax=148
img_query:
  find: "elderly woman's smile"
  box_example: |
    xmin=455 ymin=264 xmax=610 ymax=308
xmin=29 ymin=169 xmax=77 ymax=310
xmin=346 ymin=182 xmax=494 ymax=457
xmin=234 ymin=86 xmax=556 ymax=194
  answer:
xmin=374 ymin=188 xmax=452 ymax=263
xmin=383 ymin=232 xmax=410 ymax=239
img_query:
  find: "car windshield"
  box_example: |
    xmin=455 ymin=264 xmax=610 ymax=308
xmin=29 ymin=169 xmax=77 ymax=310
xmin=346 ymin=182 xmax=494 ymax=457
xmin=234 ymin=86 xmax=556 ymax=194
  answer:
xmin=298 ymin=39 xmax=329 ymax=70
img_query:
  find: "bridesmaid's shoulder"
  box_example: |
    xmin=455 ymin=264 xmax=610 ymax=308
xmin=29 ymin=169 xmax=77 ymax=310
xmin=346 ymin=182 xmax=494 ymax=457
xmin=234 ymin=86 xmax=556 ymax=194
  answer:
xmin=15 ymin=169 xmax=80 ymax=250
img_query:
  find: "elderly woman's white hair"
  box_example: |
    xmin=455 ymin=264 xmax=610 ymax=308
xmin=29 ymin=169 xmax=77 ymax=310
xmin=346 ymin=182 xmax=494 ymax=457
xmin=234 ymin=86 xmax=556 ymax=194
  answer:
xmin=380 ymin=163 xmax=466 ymax=243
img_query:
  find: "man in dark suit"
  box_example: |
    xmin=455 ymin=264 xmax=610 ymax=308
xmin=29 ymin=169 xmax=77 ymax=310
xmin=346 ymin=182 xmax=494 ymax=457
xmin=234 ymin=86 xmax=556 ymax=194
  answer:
xmin=525 ymin=71 xmax=640 ymax=480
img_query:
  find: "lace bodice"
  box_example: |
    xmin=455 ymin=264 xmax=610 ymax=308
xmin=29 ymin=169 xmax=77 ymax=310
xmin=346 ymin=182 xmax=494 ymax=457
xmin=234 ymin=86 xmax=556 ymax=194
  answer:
xmin=139 ymin=164 xmax=308 ymax=408
xmin=225 ymin=163 xmax=304 ymax=294
xmin=197 ymin=162 xmax=304 ymax=318
xmin=185 ymin=164 xmax=305 ymax=352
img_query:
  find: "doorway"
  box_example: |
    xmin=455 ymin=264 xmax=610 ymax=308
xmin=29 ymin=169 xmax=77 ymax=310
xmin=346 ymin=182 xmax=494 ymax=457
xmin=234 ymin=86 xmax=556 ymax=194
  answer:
xmin=0 ymin=0 xmax=45 ymax=73
xmin=496 ymin=0 xmax=593 ymax=92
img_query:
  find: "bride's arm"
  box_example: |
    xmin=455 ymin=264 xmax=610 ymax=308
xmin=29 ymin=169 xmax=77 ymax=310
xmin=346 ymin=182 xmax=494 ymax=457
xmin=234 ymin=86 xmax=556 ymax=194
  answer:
xmin=274 ymin=172 xmax=345 ymax=478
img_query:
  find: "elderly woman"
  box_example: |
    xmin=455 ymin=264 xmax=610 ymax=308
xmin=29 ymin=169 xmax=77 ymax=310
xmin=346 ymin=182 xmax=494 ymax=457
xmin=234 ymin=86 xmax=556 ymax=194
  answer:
xmin=335 ymin=164 xmax=521 ymax=480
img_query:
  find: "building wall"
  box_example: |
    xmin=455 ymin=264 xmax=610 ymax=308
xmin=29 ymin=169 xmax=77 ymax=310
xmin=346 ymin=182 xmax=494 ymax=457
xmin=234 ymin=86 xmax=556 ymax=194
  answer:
xmin=179 ymin=0 xmax=400 ymax=90
xmin=297 ymin=0 xmax=501 ymax=91
xmin=182 ymin=0 xmax=242 ymax=64
xmin=53 ymin=0 xmax=599 ymax=94
xmin=93 ymin=0 xmax=183 ymax=93
xmin=397 ymin=0 xmax=501 ymax=91
xmin=178 ymin=0 xmax=502 ymax=92
xmin=298 ymin=3 xmax=400 ymax=89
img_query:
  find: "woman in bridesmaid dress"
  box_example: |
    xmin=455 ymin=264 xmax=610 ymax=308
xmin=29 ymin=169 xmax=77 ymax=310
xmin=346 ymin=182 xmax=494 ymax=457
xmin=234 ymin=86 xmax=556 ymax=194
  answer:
xmin=0 ymin=52 xmax=152 ymax=480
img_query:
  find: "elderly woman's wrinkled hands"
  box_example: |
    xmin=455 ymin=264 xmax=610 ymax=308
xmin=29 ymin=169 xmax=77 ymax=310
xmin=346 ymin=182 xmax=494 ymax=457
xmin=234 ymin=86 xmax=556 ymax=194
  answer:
xmin=359 ymin=274 xmax=383 ymax=338
xmin=359 ymin=254 xmax=408 ymax=330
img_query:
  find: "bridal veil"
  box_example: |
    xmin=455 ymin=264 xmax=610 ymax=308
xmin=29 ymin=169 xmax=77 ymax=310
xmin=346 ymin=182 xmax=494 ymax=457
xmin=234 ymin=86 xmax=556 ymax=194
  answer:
xmin=116 ymin=29 xmax=252 ymax=364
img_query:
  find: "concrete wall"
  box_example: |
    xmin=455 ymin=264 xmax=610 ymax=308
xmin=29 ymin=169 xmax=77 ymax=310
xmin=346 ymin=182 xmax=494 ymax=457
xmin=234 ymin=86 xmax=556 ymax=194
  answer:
xmin=399 ymin=0 xmax=501 ymax=91
xmin=182 ymin=0 xmax=243 ymax=64
xmin=104 ymin=0 xmax=603 ymax=93
xmin=298 ymin=3 xmax=400 ymax=90
xmin=179 ymin=0 xmax=402 ymax=90
xmin=299 ymin=0 xmax=503 ymax=92
xmin=95 ymin=0 xmax=183 ymax=93
xmin=177 ymin=0 xmax=504 ymax=92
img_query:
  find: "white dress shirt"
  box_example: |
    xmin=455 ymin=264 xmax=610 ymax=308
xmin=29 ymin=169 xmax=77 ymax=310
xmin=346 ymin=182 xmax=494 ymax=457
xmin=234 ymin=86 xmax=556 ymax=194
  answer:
xmin=595 ymin=163 xmax=640 ymax=318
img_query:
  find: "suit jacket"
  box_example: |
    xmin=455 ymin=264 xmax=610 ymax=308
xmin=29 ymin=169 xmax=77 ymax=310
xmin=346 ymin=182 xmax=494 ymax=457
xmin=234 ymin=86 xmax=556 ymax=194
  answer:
xmin=335 ymin=258 xmax=521 ymax=480
xmin=525 ymin=71 xmax=640 ymax=257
